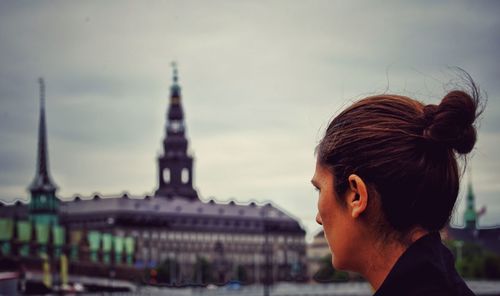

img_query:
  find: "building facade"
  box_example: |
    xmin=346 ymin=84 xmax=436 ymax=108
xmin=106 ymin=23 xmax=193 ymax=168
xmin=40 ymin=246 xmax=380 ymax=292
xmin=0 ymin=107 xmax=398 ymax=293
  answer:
xmin=0 ymin=68 xmax=307 ymax=286
xmin=306 ymin=230 xmax=330 ymax=281
xmin=444 ymin=177 xmax=500 ymax=256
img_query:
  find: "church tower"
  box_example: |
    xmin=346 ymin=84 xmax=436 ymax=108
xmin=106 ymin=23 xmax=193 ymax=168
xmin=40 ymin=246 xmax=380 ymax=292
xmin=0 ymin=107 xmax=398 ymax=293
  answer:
xmin=464 ymin=174 xmax=477 ymax=230
xmin=28 ymin=78 xmax=59 ymax=224
xmin=155 ymin=64 xmax=198 ymax=199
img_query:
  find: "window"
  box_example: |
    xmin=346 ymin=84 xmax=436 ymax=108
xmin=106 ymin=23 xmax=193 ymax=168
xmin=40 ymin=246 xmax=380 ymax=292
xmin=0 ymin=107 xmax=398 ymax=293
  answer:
xmin=276 ymin=250 xmax=285 ymax=264
xmin=169 ymin=120 xmax=184 ymax=133
xmin=163 ymin=168 xmax=170 ymax=183
xmin=181 ymin=168 xmax=189 ymax=184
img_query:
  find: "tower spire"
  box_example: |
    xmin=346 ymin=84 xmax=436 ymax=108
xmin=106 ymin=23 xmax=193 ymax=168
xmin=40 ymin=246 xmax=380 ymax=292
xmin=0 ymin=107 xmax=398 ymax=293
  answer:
xmin=170 ymin=61 xmax=181 ymax=101
xmin=29 ymin=78 xmax=57 ymax=193
xmin=172 ymin=61 xmax=178 ymax=83
xmin=464 ymin=168 xmax=477 ymax=229
xmin=155 ymin=64 xmax=198 ymax=199
xmin=29 ymin=78 xmax=59 ymax=224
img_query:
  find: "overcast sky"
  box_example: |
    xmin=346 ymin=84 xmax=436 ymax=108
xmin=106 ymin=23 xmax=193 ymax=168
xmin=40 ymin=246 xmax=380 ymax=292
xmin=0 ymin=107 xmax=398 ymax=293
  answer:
xmin=0 ymin=1 xmax=499 ymax=240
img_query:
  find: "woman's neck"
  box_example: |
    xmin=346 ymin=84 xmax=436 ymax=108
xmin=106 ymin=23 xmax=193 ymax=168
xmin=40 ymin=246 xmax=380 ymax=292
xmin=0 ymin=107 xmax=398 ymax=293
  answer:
xmin=360 ymin=228 xmax=429 ymax=291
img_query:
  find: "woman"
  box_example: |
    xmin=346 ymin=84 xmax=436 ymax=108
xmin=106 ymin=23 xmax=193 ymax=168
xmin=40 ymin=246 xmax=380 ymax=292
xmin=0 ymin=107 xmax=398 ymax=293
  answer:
xmin=312 ymin=80 xmax=482 ymax=295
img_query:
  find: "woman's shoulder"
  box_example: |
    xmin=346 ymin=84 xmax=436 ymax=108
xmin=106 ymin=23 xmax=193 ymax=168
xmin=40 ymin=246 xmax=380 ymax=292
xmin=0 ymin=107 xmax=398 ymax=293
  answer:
xmin=374 ymin=232 xmax=476 ymax=296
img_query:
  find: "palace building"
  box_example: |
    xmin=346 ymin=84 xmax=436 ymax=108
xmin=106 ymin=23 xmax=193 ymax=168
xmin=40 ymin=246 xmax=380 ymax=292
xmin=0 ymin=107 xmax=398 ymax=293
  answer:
xmin=0 ymin=67 xmax=307 ymax=287
xmin=444 ymin=177 xmax=500 ymax=256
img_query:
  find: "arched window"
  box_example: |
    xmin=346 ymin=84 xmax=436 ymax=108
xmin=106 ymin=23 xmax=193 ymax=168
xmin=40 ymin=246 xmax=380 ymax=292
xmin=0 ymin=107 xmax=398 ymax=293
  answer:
xmin=181 ymin=168 xmax=189 ymax=184
xmin=163 ymin=168 xmax=170 ymax=183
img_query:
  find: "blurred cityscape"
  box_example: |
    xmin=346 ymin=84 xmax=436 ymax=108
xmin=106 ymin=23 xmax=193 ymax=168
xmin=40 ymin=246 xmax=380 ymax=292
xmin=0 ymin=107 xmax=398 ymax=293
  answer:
xmin=0 ymin=68 xmax=499 ymax=295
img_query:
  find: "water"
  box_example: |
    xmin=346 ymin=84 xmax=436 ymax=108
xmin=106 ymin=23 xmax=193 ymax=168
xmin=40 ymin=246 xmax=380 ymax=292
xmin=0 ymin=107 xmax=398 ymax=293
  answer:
xmin=86 ymin=281 xmax=500 ymax=296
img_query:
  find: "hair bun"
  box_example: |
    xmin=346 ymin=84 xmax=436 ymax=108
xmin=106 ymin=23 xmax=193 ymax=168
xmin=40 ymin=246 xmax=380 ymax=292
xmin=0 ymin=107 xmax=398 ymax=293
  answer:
xmin=422 ymin=90 xmax=478 ymax=154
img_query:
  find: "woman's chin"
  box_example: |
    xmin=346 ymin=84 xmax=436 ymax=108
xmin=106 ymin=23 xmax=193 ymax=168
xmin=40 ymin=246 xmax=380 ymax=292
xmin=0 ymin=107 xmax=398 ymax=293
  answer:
xmin=332 ymin=257 xmax=345 ymax=270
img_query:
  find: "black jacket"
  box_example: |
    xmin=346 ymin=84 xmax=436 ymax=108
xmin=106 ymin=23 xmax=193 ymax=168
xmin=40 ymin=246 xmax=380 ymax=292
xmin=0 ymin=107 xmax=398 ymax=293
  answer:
xmin=373 ymin=232 xmax=475 ymax=296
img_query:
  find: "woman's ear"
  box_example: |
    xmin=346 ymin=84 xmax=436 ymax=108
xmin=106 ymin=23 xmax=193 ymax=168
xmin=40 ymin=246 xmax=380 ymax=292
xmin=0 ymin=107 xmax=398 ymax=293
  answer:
xmin=347 ymin=174 xmax=368 ymax=218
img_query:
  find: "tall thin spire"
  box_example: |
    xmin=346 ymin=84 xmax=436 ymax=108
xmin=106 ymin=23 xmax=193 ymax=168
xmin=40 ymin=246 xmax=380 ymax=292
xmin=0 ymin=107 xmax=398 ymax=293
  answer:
xmin=170 ymin=61 xmax=181 ymax=100
xmin=167 ymin=61 xmax=185 ymax=130
xmin=172 ymin=61 xmax=178 ymax=83
xmin=29 ymin=77 xmax=57 ymax=193
xmin=464 ymin=168 xmax=477 ymax=229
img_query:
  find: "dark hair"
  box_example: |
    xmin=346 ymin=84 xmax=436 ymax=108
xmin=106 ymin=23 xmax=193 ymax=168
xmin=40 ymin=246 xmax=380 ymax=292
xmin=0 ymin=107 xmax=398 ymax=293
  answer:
xmin=317 ymin=82 xmax=483 ymax=237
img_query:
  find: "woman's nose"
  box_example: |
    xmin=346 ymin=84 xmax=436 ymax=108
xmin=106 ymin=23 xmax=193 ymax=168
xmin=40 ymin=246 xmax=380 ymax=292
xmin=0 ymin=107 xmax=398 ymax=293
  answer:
xmin=316 ymin=212 xmax=323 ymax=225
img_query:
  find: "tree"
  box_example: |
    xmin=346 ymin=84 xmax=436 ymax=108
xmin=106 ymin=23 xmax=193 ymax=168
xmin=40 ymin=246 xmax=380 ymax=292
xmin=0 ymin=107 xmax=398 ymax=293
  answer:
xmin=155 ymin=258 xmax=179 ymax=284
xmin=483 ymin=252 xmax=500 ymax=279
xmin=192 ymin=256 xmax=213 ymax=284
xmin=313 ymin=254 xmax=349 ymax=283
xmin=235 ymin=264 xmax=247 ymax=282
xmin=446 ymin=239 xmax=500 ymax=279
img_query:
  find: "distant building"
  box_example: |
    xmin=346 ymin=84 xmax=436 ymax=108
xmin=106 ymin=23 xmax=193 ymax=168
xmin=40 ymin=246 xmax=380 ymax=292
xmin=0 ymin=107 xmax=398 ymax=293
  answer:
xmin=444 ymin=177 xmax=500 ymax=255
xmin=306 ymin=230 xmax=330 ymax=280
xmin=0 ymin=67 xmax=307 ymax=286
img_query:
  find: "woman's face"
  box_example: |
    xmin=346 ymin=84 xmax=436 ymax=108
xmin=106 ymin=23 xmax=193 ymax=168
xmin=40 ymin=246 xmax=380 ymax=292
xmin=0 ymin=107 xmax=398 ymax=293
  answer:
xmin=312 ymin=161 xmax=358 ymax=271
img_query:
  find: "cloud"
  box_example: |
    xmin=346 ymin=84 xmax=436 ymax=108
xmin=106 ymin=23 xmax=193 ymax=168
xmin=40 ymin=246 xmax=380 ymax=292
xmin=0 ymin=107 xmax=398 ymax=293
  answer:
xmin=0 ymin=0 xmax=499 ymax=240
